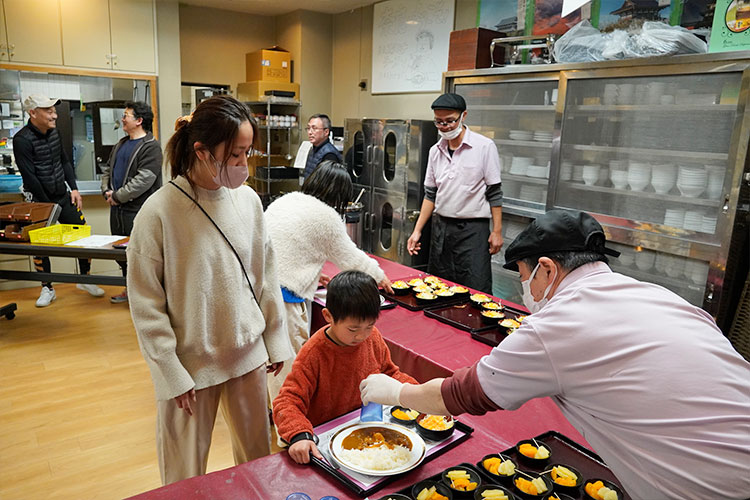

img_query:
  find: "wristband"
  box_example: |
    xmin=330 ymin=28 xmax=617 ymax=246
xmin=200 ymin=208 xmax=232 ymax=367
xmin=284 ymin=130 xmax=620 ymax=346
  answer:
xmin=289 ymin=431 xmax=318 ymax=445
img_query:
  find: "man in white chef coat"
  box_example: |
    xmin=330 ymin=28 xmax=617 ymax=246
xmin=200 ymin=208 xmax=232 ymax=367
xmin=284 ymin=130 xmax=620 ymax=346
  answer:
xmin=361 ymin=209 xmax=750 ymax=500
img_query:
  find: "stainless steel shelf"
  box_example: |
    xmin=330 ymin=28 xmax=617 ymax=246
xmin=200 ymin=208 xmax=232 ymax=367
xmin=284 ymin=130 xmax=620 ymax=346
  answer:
xmin=563 ymin=143 xmax=728 ymax=161
xmin=470 ymin=104 xmax=555 ymax=111
xmin=561 ymin=181 xmax=722 ymax=207
xmin=568 ymin=104 xmax=736 ymax=113
xmin=494 ymin=139 xmax=552 ymax=148
xmin=503 ymin=173 xmax=549 ymax=185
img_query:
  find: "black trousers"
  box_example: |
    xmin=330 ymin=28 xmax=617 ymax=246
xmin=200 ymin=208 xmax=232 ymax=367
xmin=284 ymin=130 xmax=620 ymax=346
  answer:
xmin=428 ymin=215 xmax=493 ymax=294
xmin=34 ymin=194 xmax=91 ymax=288
xmin=109 ymin=206 xmax=137 ymax=277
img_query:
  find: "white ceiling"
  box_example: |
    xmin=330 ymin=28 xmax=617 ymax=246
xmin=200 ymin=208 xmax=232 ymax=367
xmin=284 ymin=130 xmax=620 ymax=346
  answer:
xmin=179 ymin=0 xmax=378 ymax=16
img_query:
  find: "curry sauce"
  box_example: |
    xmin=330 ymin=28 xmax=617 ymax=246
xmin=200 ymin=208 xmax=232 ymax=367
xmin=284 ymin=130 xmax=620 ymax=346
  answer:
xmin=341 ymin=427 xmax=412 ymax=451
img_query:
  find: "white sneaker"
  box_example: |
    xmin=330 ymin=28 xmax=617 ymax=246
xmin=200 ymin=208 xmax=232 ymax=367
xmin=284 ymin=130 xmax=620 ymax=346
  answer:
xmin=77 ymin=283 xmax=105 ymax=297
xmin=36 ymin=287 xmax=56 ymax=307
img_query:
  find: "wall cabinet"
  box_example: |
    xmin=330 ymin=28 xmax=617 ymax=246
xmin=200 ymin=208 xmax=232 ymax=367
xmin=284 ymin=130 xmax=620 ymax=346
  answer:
xmin=445 ymin=53 xmax=750 ymax=333
xmin=61 ymin=0 xmax=156 ymax=73
xmin=0 ymin=0 xmax=63 ymax=65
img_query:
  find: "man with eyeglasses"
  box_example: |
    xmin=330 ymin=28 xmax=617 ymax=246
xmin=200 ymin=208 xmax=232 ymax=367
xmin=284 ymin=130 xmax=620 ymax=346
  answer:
xmin=302 ymin=113 xmax=342 ymax=179
xmin=407 ymin=92 xmax=503 ymax=293
xmin=100 ymin=101 xmax=162 ymax=304
xmin=13 ymin=94 xmax=107 ymax=307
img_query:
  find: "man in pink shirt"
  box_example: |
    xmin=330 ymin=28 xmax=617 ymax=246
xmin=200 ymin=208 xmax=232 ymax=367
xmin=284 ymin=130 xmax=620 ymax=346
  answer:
xmin=407 ymin=93 xmax=503 ymax=293
xmin=362 ymin=209 xmax=750 ymax=500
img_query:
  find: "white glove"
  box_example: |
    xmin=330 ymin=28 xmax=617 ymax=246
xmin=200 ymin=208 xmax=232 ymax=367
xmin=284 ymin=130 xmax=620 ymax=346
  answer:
xmin=360 ymin=373 xmax=404 ymax=407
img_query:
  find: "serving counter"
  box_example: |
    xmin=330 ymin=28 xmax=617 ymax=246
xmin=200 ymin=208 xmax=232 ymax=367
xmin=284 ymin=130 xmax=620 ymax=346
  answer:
xmin=127 ymin=257 xmax=588 ymax=500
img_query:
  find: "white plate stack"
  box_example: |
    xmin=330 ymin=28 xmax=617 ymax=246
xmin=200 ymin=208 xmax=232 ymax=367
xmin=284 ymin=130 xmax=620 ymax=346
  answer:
xmin=627 ymin=161 xmax=652 ymax=192
xmin=705 ymin=165 xmax=726 ymax=200
xmin=701 ymin=215 xmax=718 ymax=234
xmin=683 ymin=209 xmax=705 ymax=232
xmin=510 ymin=157 xmax=533 ymax=176
xmin=560 ymin=161 xmax=573 ymax=181
xmin=603 ymin=84 xmax=618 ymax=105
xmin=663 ymin=208 xmax=686 ymax=228
xmin=526 ymin=165 xmax=549 ymax=178
xmin=676 ymin=166 xmax=707 ymax=197
xmin=533 ymin=130 xmax=553 ymax=142
xmin=650 ymin=163 xmax=677 ymax=195
xmin=519 ymin=185 xmax=546 ymax=203
xmin=509 ymin=130 xmax=533 ymax=141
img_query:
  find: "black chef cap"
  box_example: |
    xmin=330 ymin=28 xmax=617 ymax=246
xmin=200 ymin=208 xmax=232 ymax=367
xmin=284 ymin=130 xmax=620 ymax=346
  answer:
xmin=503 ymin=209 xmax=620 ymax=271
xmin=431 ymin=93 xmax=466 ymax=112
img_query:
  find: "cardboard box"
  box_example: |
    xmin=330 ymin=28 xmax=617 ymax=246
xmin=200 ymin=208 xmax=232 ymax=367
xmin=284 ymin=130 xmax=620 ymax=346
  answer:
xmin=246 ymin=46 xmax=291 ymax=83
xmin=448 ymin=28 xmax=505 ymax=71
xmin=236 ymin=81 xmax=299 ymax=102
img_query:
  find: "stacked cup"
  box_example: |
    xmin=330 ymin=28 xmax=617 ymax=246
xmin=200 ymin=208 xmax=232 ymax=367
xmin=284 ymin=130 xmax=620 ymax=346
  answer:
xmin=676 ymin=166 xmax=708 ymax=197
xmin=627 ymin=161 xmax=652 ymax=191
xmin=609 ymin=160 xmax=629 ymax=190
xmin=582 ymin=164 xmax=601 ymax=186
xmin=650 ymin=163 xmax=677 ymax=194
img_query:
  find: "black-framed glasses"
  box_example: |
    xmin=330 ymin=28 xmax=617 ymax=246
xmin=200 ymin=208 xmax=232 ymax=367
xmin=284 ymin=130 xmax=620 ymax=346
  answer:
xmin=305 ymin=126 xmax=325 ymax=132
xmin=434 ymin=117 xmax=461 ymax=127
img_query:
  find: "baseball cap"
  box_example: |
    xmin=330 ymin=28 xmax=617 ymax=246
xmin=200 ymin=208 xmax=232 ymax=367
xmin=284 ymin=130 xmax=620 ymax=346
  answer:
xmin=23 ymin=94 xmax=60 ymax=111
xmin=431 ymin=92 xmax=466 ymax=112
xmin=503 ymin=209 xmax=620 ymax=271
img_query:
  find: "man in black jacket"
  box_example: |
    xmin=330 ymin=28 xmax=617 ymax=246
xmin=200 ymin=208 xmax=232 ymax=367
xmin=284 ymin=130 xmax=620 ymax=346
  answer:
xmin=100 ymin=101 xmax=162 ymax=304
xmin=13 ymin=94 xmax=105 ymax=307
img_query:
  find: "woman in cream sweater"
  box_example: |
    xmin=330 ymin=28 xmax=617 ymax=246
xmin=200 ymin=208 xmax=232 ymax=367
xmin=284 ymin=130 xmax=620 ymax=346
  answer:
xmin=265 ymin=160 xmax=391 ymax=404
xmin=127 ymin=96 xmax=293 ymax=484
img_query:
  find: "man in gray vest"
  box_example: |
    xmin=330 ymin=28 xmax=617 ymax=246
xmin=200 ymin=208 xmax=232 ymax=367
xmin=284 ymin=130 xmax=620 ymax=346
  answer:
xmin=13 ymin=94 xmax=105 ymax=307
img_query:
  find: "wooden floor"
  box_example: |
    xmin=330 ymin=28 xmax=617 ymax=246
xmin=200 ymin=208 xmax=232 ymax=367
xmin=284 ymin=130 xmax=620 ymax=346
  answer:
xmin=0 ymin=284 xmax=281 ymax=500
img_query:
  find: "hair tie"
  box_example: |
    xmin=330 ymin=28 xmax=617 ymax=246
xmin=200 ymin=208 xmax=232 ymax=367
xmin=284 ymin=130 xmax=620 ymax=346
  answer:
xmin=174 ymin=113 xmax=193 ymax=131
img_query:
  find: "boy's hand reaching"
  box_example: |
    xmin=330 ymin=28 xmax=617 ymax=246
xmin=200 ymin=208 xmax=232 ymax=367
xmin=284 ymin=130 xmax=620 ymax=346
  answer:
xmin=289 ymin=439 xmax=323 ymax=464
xmin=360 ymin=373 xmax=404 ymax=407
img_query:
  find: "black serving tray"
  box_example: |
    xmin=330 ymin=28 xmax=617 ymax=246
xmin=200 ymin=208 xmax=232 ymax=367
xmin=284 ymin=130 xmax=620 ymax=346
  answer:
xmin=310 ymin=419 xmax=474 ymax=498
xmin=381 ymin=276 xmax=470 ymax=311
xmin=474 ymin=431 xmax=631 ymax=500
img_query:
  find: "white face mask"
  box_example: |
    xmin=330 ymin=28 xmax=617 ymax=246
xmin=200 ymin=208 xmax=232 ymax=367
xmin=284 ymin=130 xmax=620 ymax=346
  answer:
xmin=521 ymin=262 xmax=557 ymax=314
xmin=205 ymin=153 xmax=248 ymax=189
xmin=438 ymin=118 xmax=463 ymax=141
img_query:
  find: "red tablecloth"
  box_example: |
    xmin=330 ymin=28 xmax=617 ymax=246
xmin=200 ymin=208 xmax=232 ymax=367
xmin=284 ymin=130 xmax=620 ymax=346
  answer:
xmin=129 ymin=257 xmax=587 ymax=500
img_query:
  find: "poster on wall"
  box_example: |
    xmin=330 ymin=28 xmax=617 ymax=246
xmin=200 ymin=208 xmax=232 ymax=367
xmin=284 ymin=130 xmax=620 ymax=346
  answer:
xmin=710 ymin=0 xmax=750 ymax=51
xmin=533 ymin=0 xmax=583 ymax=35
xmin=598 ymin=0 xmax=671 ymax=30
xmin=478 ymin=0 xmax=522 ymax=33
xmin=372 ymin=0 xmax=455 ymax=94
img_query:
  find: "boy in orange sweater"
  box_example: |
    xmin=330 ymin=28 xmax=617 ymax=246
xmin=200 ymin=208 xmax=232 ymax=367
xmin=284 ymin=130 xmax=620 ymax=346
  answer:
xmin=272 ymin=270 xmax=417 ymax=464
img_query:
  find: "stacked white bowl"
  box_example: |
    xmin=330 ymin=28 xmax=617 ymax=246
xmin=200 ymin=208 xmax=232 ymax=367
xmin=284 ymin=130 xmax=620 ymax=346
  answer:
xmin=572 ymin=165 xmax=585 ymax=183
xmin=509 ymin=130 xmax=533 ymax=141
xmin=663 ymin=254 xmax=685 ymax=278
xmin=676 ymin=166 xmax=708 ymax=197
xmin=663 ymin=208 xmax=686 ymax=228
xmin=650 ymin=163 xmax=677 ymax=194
xmin=634 ymin=84 xmax=649 ymax=104
xmin=683 ymin=210 xmax=705 ymax=231
xmin=609 ymin=160 xmax=628 ymax=190
xmin=705 ymin=165 xmax=726 ymax=200
xmin=510 ymin=157 xmax=533 ymax=175
xmin=582 ymin=164 xmax=601 ymax=186
xmin=701 ymin=215 xmax=718 ymax=234
xmin=533 ymin=130 xmax=552 ymax=142
xmin=634 ymin=249 xmax=656 ymax=271
xmin=647 ymin=81 xmax=667 ymax=105
xmin=627 ymin=161 xmax=652 ymax=191
xmin=685 ymin=260 xmax=709 ymax=285
xmin=603 ymin=84 xmax=618 ymax=105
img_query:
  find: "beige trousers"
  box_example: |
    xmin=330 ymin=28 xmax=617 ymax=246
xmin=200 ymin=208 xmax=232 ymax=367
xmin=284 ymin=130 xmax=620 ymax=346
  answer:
xmin=156 ymin=365 xmax=270 ymax=485
xmin=267 ymin=300 xmax=310 ymax=405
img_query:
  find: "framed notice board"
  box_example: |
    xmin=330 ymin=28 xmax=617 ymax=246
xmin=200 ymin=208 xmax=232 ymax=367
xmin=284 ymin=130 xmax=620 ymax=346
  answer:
xmin=372 ymin=0 xmax=455 ymax=94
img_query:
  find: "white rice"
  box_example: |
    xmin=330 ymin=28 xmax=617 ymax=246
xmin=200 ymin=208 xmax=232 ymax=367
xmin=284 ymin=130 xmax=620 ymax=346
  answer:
xmin=337 ymin=445 xmax=411 ymax=471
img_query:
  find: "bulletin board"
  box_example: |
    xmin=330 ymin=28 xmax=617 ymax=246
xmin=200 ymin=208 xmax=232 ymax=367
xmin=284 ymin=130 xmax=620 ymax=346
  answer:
xmin=372 ymin=0 xmax=455 ymax=94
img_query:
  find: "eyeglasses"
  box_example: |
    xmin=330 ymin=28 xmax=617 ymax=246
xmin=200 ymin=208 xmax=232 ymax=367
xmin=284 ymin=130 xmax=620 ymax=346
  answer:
xmin=122 ymin=112 xmax=135 ymax=119
xmin=305 ymin=126 xmax=326 ymax=132
xmin=433 ymin=117 xmax=461 ymax=127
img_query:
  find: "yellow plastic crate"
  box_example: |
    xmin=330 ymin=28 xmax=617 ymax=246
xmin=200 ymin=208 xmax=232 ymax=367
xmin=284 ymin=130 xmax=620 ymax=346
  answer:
xmin=29 ymin=224 xmax=91 ymax=244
